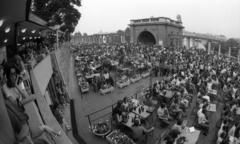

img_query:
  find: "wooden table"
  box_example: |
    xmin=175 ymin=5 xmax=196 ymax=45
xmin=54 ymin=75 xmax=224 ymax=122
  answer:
xmin=117 ymin=79 xmax=130 ymax=89
xmin=130 ymin=76 xmax=141 ymax=83
xmin=206 ymin=103 xmax=217 ymax=112
xmin=178 ymin=127 xmax=201 ymax=144
xmin=132 ymin=105 xmax=151 ymax=119
xmin=141 ymin=72 xmax=150 ymax=78
xmin=206 ymin=103 xmax=217 ymax=118
xmin=146 ymin=106 xmax=156 ymax=113
xmin=100 ymin=86 xmax=114 ymax=95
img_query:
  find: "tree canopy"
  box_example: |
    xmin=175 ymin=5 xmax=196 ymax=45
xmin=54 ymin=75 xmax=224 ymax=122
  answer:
xmin=83 ymin=33 xmax=88 ymax=36
xmin=125 ymin=27 xmax=130 ymax=35
xmin=75 ymin=31 xmax=82 ymax=36
xmin=117 ymin=30 xmax=124 ymax=34
xmin=31 ymin=0 xmax=81 ymax=33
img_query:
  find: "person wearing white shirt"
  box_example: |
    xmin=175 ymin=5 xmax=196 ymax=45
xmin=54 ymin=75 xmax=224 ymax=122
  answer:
xmin=171 ymin=77 xmax=177 ymax=85
xmin=218 ymin=125 xmax=228 ymax=137
xmin=103 ymin=72 xmax=109 ymax=79
xmin=122 ymin=97 xmax=130 ymax=110
xmin=198 ymin=109 xmax=209 ymax=135
xmin=228 ymin=123 xmax=238 ymax=137
xmin=232 ymin=85 xmax=238 ymax=99
xmin=197 ymin=102 xmax=208 ymax=116
xmin=157 ymin=104 xmax=171 ymax=127
xmin=202 ymin=95 xmax=210 ymax=103
xmin=176 ymin=78 xmax=181 ymax=86
xmin=216 ymin=131 xmax=226 ymax=144
xmin=227 ymin=77 xmax=231 ymax=83
xmin=2 ymin=64 xmax=35 ymax=105
xmin=211 ymin=69 xmax=216 ymax=75
xmin=207 ymin=79 xmax=213 ymax=93
xmin=233 ymin=71 xmax=237 ymax=77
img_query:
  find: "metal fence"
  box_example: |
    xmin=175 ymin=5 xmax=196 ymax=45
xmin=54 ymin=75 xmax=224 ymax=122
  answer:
xmin=85 ymin=84 xmax=152 ymax=130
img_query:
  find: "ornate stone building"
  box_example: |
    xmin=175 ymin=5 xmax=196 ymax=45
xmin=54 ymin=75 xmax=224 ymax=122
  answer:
xmin=129 ymin=16 xmax=184 ymax=47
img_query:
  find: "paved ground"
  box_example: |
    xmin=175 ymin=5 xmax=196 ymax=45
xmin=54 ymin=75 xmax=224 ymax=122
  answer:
xmin=69 ymin=57 xmax=222 ymax=144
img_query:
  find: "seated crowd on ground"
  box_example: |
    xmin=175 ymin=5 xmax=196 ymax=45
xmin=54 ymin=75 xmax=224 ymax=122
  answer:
xmin=72 ymin=42 xmax=240 ymax=144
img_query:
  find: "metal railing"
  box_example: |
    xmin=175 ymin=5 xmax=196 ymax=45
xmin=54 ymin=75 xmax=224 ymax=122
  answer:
xmin=85 ymin=83 xmax=152 ymax=130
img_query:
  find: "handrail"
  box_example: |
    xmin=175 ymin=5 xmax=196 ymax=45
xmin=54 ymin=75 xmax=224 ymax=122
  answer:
xmin=85 ymin=104 xmax=116 ymax=117
xmin=85 ymin=83 xmax=153 ymax=129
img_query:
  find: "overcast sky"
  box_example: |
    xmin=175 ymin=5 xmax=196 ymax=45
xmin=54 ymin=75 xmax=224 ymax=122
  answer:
xmin=74 ymin=0 xmax=240 ymax=38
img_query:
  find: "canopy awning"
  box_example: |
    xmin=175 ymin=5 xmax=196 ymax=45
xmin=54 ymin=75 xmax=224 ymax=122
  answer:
xmin=0 ymin=12 xmax=57 ymax=47
xmin=18 ymin=21 xmax=55 ymax=43
xmin=0 ymin=0 xmax=29 ymax=31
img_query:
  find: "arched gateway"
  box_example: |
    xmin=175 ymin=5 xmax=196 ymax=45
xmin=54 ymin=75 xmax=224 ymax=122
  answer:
xmin=129 ymin=17 xmax=184 ymax=47
xmin=137 ymin=31 xmax=156 ymax=44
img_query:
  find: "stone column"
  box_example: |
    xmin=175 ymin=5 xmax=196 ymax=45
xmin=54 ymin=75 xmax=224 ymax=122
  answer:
xmin=192 ymin=39 xmax=195 ymax=48
xmin=187 ymin=38 xmax=190 ymax=49
xmin=218 ymin=44 xmax=221 ymax=56
xmin=208 ymin=42 xmax=211 ymax=54
xmin=177 ymin=40 xmax=180 ymax=49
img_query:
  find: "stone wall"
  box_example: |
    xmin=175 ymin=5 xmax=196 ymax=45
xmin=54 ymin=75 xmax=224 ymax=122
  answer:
xmin=54 ymin=43 xmax=73 ymax=99
xmin=30 ymin=51 xmax=73 ymax=144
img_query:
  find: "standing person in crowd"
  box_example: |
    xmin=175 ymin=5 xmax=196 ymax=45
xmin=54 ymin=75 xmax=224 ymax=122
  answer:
xmin=2 ymin=62 xmax=35 ymax=105
xmin=53 ymin=103 xmax=72 ymax=131
xmin=60 ymin=81 xmax=70 ymax=106
xmin=198 ymin=109 xmax=209 ymax=135
xmin=13 ymin=55 xmax=27 ymax=76
xmin=56 ymin=82 xmax=66 ymax=107
xmin=6 ymin=98 xmax=61 ymax=144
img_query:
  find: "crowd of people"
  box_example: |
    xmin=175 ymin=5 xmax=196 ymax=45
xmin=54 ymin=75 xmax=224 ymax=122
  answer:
xmin=0 ymin=41 xmax=72 ymax=143
xmin=71 ymin=42 xmax=240 ymax=144
xmin=0 ymin=59 xmax=60 ymax=144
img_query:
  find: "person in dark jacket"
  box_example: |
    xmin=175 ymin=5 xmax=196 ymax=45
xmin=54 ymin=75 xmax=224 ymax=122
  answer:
xmin=53 ymin=103 xmax=71 ymax=131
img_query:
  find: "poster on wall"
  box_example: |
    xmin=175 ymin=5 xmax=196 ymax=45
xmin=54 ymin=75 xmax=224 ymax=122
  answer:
xmin=159 ymin=40 xmax=163 ymax=46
